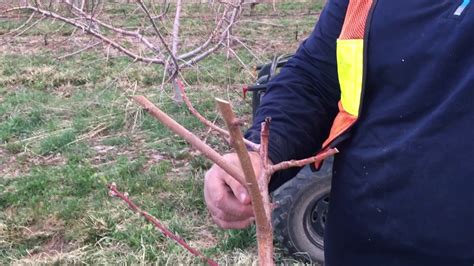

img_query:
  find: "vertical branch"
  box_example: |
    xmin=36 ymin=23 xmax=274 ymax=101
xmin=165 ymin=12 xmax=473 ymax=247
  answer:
xmin=258 ymin=117 xmax=272 ymax=229
xmin=215 ymin=98 xmax=274 ymax=266
xmin=136 ymin=0 xmax=179 ymax=81
xmin=260 ymin=118 xmax=271 ymax=173
xmin=171 ymin=0 xmax=181 ymax=56
xmin=171 ymin=0 xmax=183 ymax=102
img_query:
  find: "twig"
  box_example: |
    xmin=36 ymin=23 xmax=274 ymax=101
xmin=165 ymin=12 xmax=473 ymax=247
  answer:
xmin=225 ymin=46 xmax=256 ymax=78
xmin=5 ymin=6 xmax=165 ymax=64
xmin=136 ymin=0 xmax=179 ymax=81
xmin=269 ymin=147 xmax=338 ymax=174
xmin=64 ymin=1 xmax=163 ymax=56
xmin=3 ymin=10 xmax=35 ymax=35
xmin=231 ymin=36 xmax=262 ymax=64
xmin=131 ymin=95 xmax=246 ymax=186
xmin=216 ymin=98 xmax=274 ymax=266
xmin=0 ymin=16 xmax=44 ymax=46
xmin=56 ymin=40 xmax=101 ymax=60
xmin=175 ymin=79 xmax=260 ymax=151
xmin=107 ymin=183 xmax=218 ymax=266
xmin=177 ymin=4 xmax=230 ymax=60
xmin=179 ymin=4 xmax=241 ymax=67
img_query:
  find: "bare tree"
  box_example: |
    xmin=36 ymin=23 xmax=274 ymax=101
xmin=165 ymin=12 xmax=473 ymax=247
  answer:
xmin=2 ymin=0 xmax=245 ymax=99
xmin=2 ymin=0 xmax=335 ymax=264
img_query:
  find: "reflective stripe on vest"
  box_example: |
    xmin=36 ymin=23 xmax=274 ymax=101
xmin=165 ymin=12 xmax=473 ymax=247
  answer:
xmin=321 ymin=0 xmax=377 ymax=149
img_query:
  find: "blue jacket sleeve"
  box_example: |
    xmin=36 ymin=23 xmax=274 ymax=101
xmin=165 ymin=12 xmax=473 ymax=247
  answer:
xmin=244 ymin=0 xmax=348 ymax=189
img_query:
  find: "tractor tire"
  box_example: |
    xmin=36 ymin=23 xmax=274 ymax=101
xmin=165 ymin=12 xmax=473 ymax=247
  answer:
xmin=271 ymin=157 xmax=333 ymax=263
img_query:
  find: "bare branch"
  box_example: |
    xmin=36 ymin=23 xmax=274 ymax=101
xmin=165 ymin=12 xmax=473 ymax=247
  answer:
xmin=136 ymin=0 xmax=179 ymax=80
xmin=64 ymin=1 xmax=163 ymax=56
xmin=131 ymin=95 xmax=247 ymax=186
xmin=176 ymin=79 xmax=260 ymax=151
xmin=5 ymin=5 xmax=165 ymax=64
xmin=0 ymin=16 xmax=44 ymax=46
xmin=270 ymin=148 xmax=339 ymax=174
xmin=108 ymin=183 xmax=218 ymax=266
xmin=177 ymin=3 xmax=230 ymax=60
xmin=179 ymin=5 xmax=241 ymax=67
xmin=55 ymin=40 xmax=101 ymax=60
xmin=171 ymin=0 xmax=181 ymax=56
xmin=3 ymin=10 xmax=36 ymax=36
xmin=216 ymin=98 xmax=274 ymax=266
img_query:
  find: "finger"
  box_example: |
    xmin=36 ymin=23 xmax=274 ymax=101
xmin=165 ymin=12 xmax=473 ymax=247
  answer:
xmin=223 ymin=152 xmax=262 ymax=204
xmin=211 ymin=195 xmax=254 ymax=220
xmin=212 ymin=216 xmax=255 ymax=230
xmin=209 ymin=208 xmax=253 ymax=222
xmin=204 ymin=180 xmax=254 ymax=220
xmin=214 ymin=190 xmax=254 ymax=218
xmin=222 ymin=174 xmax=251 ymax=205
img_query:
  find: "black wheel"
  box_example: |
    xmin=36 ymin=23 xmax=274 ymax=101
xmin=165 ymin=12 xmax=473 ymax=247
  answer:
xmin=272 ymin=157 xmax=333 ymax=263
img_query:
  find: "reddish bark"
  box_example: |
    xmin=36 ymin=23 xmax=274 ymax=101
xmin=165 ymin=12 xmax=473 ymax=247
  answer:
xmin=216 ymin=98 xmax=274 ymax=266
xmin=107 ymin=183 xmax=218 ymax=266
xmin=131 ymin=95 xmax=338 ymax=265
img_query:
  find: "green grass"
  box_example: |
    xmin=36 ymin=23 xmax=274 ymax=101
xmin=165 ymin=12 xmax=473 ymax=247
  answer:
xmin=0 ymin=1 xmax=323 ymax=264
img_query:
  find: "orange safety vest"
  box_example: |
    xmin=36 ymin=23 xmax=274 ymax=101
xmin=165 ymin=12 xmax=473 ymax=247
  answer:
xmin=321 ymin=0 xmax=378 ymax=149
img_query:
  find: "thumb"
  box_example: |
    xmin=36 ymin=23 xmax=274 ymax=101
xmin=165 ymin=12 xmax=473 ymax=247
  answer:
xmin=224 ymin=175 xmax=251 ymax=205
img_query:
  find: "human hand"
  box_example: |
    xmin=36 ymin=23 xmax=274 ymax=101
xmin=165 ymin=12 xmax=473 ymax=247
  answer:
xmin=204 ymin=152 xmax=262 ymax=229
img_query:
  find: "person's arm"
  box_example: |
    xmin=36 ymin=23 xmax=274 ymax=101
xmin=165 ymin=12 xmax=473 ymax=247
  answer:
xmin=245 ymin=0 xmax=348 ymax=190
xmin=205 ymin=0 xmax=349 ymax=229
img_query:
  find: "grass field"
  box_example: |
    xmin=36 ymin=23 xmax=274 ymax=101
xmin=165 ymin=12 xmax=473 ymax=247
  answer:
xmin=0 ymin=2 xmax=323 ymax=264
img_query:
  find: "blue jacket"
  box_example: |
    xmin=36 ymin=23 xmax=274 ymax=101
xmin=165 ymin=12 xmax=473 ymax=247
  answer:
xmin=245 ymin=0 xmax=474 ymax=265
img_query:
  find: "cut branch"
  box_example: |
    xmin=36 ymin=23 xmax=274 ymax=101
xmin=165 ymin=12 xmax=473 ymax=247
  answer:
xmin=175 ymin=79 xmax=260 ymax=151
xmin=133 ymin=95 xmax=339 ymax=265
xmin=216 ymin=98 xmax=274 ymax=266
xmin=131 ymin=95 xmax=246 ymax=186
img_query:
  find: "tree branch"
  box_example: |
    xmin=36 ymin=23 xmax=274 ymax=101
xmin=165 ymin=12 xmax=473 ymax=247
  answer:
xmin=171 ymin=0 xmax=181 ymax=56
xmin=5 ymin=5 xmax=165 ymax=64
xmin=131 ymin=95 xmax=246 ymax=186
xmin=270 ymin=148 xmax=339 ymax=174
xmin=175 ymin=79 xmax=260 ymax=151
xmin=108 ymin=183 xmax=218 ymax=266
xmin=136 ymin=0 xmax=179 ymax=80
xmin=216 ymin=98 xmax=274 ymax=266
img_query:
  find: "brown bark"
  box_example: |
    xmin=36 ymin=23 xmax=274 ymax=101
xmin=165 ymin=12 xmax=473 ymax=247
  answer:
xmin=175 ymin=79 xmax=260 ymax=151
xmin=216 ymin=98 xmax=274 ymax=266
xmin=270 ymin=147 xmax=339 ymax=174
xmin=132 ymin=95 xmax=246 ymax=186
xmin=132 ymin=96 xmax=338 ymax=265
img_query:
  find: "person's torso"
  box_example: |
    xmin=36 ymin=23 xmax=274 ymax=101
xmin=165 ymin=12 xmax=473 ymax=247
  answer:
xmin=326 ymin=1 xmax=474 ymax=265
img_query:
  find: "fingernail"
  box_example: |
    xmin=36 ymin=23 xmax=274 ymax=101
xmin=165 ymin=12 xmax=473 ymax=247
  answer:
xmin=240 ymin=192 xmax=248 ymax=203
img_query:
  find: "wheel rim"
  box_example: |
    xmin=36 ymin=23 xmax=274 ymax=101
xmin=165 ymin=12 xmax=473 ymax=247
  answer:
xmin=303 ymin=193 xmax=330 ymax=248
